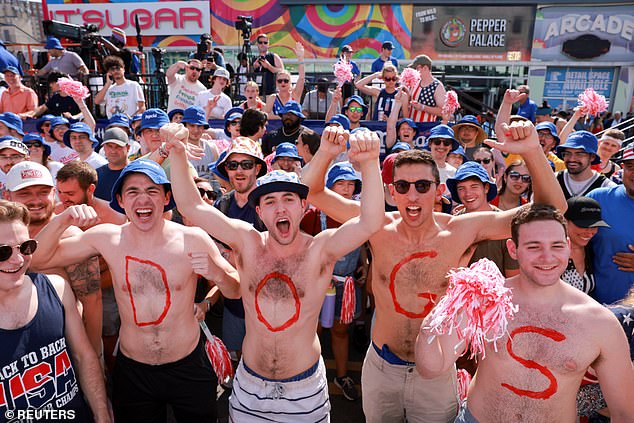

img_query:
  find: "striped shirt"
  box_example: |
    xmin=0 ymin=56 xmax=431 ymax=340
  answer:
xmin=409 ymin=78 xmax=441 ymax=122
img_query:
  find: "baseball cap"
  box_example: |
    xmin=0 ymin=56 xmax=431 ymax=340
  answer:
xmin=381 ymin=153 xmax=398 ymax=185
xmin=2 ymin=66 xmax=19 ymax=75
xmin=63 ymin=122 xmax=98 ymax=149
xmin=555 ymin=131 xmax=601 ymax=164
xmin=216 ymin=137 xmax=267 ymax=178
xmin=326 ymin=162 xmax=361 ymax=195
xmin=23 ymin=133 xmax=51 ymax=156
xmin=408 ymin=54 xmax=432 ymax=69
xmin=137 ymin=109 xmax=169 ymax=134
xmin=382 ymin=41 xmax=394 ymax=50
xmin=0 ymin=136 xmax=28 ymax=156
xmin=111 ymin=27 xmax=126 ymax=45
xmin=0 ymin=112 xmax=24 ymax=136
xmin=110 ymin=159 xmax=176 ymax=214
xmin=272 ymin=143 xmax=303 ymax=164
xmin=564 ymin=196 xmax=609 ymax=228
xmin=102 ymin=127 xmax=130 ymax=147
xmin=326 ymin=114 xmax=350 ymax=131
xmin=446 ymin=162 xmax=497 ymax=204
xmin=6 ymin=161 xmax=54 ymax=192
xmin=278 ymin=101 xmax=305 ymax=119
xmin=182 ymin=106 xmax=209 ymax=128
xmin=614 ymin=143 xmax=634 ymax=164
xmin=45 ymin=36 xmax=63 ymax=50
xmin=212 ymin=67 xmax=230 ymax=80
xmin=248 ymin=170 xmax=309 ymax=208
xmin=341 ymin=45 xmax=353 ymax=53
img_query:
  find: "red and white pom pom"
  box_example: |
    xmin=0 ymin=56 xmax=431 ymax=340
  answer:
xmin=577 ymin=88 xmax=608 ymax=117
xmin=442 ymin=90 xmax=459 ymax=117
xmin=426 ymin=258 xmax=518 ymax=360
xmin=340 ymin=276 xmax=355 ymax=324
xmin=333 ymin=61 xmax=353 ymax=86
xmin=399 ymin=68 xmax=420 ymax=92
xmin=264 ymin=151 xmax=275 ymax=173
xmin=58 ymin=77 xmax=90 ymax=99
xmin=204 ymin=335 xmax=234 ymax=384
xmin=456 ymin=369 xmax=472 ymax=402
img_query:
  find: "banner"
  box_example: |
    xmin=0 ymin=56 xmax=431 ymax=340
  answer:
xmin=410 ymin=5 xmax=534 ymax=61
xmin=543 ymin=67 xmax=616 ymax=110
xmin=532 ymin=5 xmax=634 ymax=62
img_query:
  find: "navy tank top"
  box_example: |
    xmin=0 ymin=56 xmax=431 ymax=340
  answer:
xmin=0 ymin=273 xmax=90 ymax=422
xmin=373 ymin=89 xmax=397 ymax=121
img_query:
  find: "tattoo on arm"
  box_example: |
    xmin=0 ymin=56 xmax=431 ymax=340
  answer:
xmin=65 ymin=256 xmax=101 ymax=299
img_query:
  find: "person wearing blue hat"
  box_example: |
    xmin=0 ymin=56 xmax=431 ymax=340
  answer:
xmin=0 ymin=66 xmax=37 ymax=116
xmin=167 ymin=109 xmax=184 ymax=123
xmin=452 ymin=115 xmax=487 ymax=159
xmin=35 ymin=114 xmax=56 ymax=139
xmin=182 ymin=106 xmax=218 ymax=180
xmin=261 ymin=100 xmax=308 ymax=156
xmin=424 ymin=124 xmax=460 ymax=184
xmin=390 ymin=141 xmax=411 ymax=154
xmin=272 ymin=142 xmax=303 ymax=173
xmin=554 ymin=130 xmax=616 ymax=199
xmin=22 ymin=133 xmax=64 ymax=180
xmin=32 ymin=158 xmax=240 ymax=422
xmin=0 ymin=112 xmax=24 ymax=138
xmin=136 ymin=108 xmax=169 ymax=154
xmin=37 ymin=37 xmax=88 ymax=79
xmin=326 ymin=114 xmax=351 ymax=132
xmin=224 ymin=107 xmax=243 ymax=139
xmin=0 ymin=39 xmax=23 ymax=77
xmin=64 ymin=122 xmax=107 ymax=170
xmin=447 ymin=145 xmax=468 ymax=170
xmin=340 ymin=95 xmax=368 ymax=131
xmin=168 ymin=125 xmax=384 ymax=421
xmin=47 ymin=116 xmax=79 ymax=165
xmin=95 ymin=55 xmax=146 ymax=119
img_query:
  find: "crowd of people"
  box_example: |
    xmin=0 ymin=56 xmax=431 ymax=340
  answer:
xmin=0 ymin=29 xmax=633 ymax=423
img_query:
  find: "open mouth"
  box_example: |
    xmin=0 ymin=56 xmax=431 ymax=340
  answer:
xmin=136 ymin=208 xmax=153 ymax=219
xmin=1 ymin=264 xmax=23 ymax=274
xmin=276 ymin=218 xmax=291 ymax=235
xmin=405 ymin=206 xmax=421 ymax=217
xmin=535 ymin=264 xmax=558 ymax=271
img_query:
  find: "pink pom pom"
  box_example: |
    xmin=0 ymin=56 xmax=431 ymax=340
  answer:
xmin=399 ymin=68 xmax=420 ymax=92
xmin=205 ymin=336 xmax=234 ymax=384
xmin=58 ymin=77 xmax=90 ymax=99
xmin=340 ymin=276 xmax=355 ymax=324
xmin=264 ymin=152 xmax=275 ymax=173
xmin=443 ymin=90 xmax=460 ymax=116
xmin=577 ymin=88 xmax=608 ymax=117
xmin=426 ymin=258 xmax=518 ymax=360
xmin=333 ymin=61 xmax=353 ymax=86
xmin=457 ymin=369 xmax=472 ymax=402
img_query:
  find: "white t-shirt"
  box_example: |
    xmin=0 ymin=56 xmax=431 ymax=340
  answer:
xmin=49 ymin=142 xmax=79 ymax=164
xmin=167 ymin=74 xmax=207 ymax=112
xmin=195 ymin=90 xmax=232 ymax=119
xmin=188 ymin=136 xmax=219 ymax=180
xmin=84 ymin=151 xmax=108 ymax=170
xmin=102 ymin=80 xmax=145 ymax=118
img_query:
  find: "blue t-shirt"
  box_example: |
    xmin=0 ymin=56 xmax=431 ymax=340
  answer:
xmin=517 ymin=98 xmax=537 ymax=123
xmin=587 ymin=185 xmax=634 ymax=304
xmin=371 ymin=56 xmax=398 ymax=73
xmin=95 ymin=165 xmax=124 ymax=201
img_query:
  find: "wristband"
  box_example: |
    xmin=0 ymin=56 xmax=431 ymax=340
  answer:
xmin=158 ymin=144 xmax=169 ymax=159
xmin=203 ymin=299 xmax=212 ymax=313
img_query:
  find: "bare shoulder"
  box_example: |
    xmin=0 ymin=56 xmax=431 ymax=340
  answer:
xmin=45 ymin=273 xmax=71 ymax=302
xmin=563 ymin=284 xmax=621 ymax=330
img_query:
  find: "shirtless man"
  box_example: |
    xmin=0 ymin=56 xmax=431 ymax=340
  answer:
xmin=416 ymin=205 xmax=634 ymax=422
xmin=167 ymin=124 xmax=384 ymax=422
xmin=30 ymin=159 xmax=240 ymax=422
xmin=302 ymin=106 xmax=566 ymax=422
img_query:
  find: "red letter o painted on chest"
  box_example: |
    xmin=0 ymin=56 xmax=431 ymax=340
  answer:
xmin=254 ymin=272 xmax=301 ymax=332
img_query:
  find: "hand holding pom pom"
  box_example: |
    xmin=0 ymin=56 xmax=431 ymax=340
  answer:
xmin=58 ymin=77 xmax=90 ymax=100
xmin=333 ymin=62 xmax=353 ymax=87
xmin=442 ymin=90 xmax=459 ymax=117
xmin=577 ymin=88 xmax=608 ymax=117
xmin=400 ymin=68 xmax=420 ymax=92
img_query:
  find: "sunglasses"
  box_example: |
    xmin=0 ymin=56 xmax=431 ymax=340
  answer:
xmin=229 ymin=120 xmax=241 ymax=126
xmin=393 ymin=179 xmax=436 ymax=194
xmin=41 ymin=123 xmax=51 ymax=128
xmin=430 ymin=139 xmax=453 ymax=147
xmin=25 ymin=142 xmax=43 ymax=148
xmin=277 ymin=79 xmax=290 ymax=84
xmin=258 ymin=40 xmax=269 ymax=44
xmin=508 ymin=171 xmax=531 ymax=183
xmin=348 ymin=106 xmax=364 ymax=113
xmin=198 ymin=188 xmax=217 ymax=201
xmin=225 ymin=160 xmax=255 ymax=171
xmin=383 ymin=77 xmax=398 ymax=82
xmin=474 ymin=158 xmax=492 ymax=165
xmin=189 ymin=66 xmax=202 ymax=72
xmin=0 ymin=239 xmax=37 ymax=262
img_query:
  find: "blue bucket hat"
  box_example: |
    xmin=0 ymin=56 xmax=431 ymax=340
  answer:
xmin=248 ymin=170 xmax=309 ymax=208
xmin=107 ymin=113 xmax=131 ymax=130
xmin=343 ymin=95 xmax=368 ymax=118
xmin=22 ymin=133 xmax=51 ymax=156
xmin=425 ymin=124 xmax=460 ymax=151
xmin=167 ymin=109 xmax=184 ymax=122
xmin=448 ymin=145 xmax=468 ymax=164
xmin=45 ymin=36 xmax=64 ymax=50
xmin=326 ymin=162 xmax=361 ymax=195
xmin=396 ymin=118 xmax=419 ymax=138
xmin=390 ymin=142 xmax=411 ymax=153
xmin=208 ymin=150 xmax=230 ymax=182
xmin=555 ymin=130 xmax=601 ymax=165
xmin=535 ymin=121 xmax=560 ymax=146
xmin=272 ymin=142 xmax=303 ymax=164
xmin=50 ymin=116 xmax=70 ymax=129
xmin=0 ymin=112 xmax=24 ymax=136
xmin=63 ymin=122 xmax=99 ymax=149
xmin=446 ymin=162 xmax=497 ymax=204
xmin=137 ymin=109 xmax=169 ymax=134
xmin=110 ymin=159 xmax=176 ymax=214
xmin=36 ymin=114 xmax=56 ymax=133
xmin=326 ymin=114 xmax=350 ymax=131
xmin=182 ymin=106 xmax=209 ymax=128
xmin=278 ymin=101 xmax=306 ymax=119
xmin=223 ymin=107 xmax=243 ymax=137
xmin=452 ymin=115 xmax=486 ymax=144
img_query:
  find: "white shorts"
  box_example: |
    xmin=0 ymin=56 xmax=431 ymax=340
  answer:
xmin=229 ymin=357 xmax=331 ymax=422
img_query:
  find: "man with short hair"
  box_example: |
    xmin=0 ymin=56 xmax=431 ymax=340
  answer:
xmin=261 ymin=101 xmax=307 ymax=155
xmin=239 ymin=108 xmax=268 ymax=143
xmin=0 ymin=66 xmax=37 ymax=116
xmin=94 ymin=55 xmax=145 ymax=118
xmin=37 ymin=36 xmax=88 ymax=79
xmin=169 ymin=124 xmax=384 ymax=421
xmin=94 ymin=127 xmax=130 ymax=201
xmin=555 ymin=131 xmax=616 ymax=199
xmin=0 ymin=200 xmax=110 ymax=422
xmin=0 ymin=136 xmax=28 ymax=193
xmin=515 ymin=84 xmax=537 ymax=123
xmin=407 ymin=55 xmax=446 ymax=123
xmin=371 ymin=41 xmax=398 ymax=72
xmin=28 ymin=72 xmax=81 ymax=119
xmin=297 ymin=128 xmax=321 ymax=164
xmin=64 ymin=122 xmax=108 ymax=170
xmin=166 ymin=59 xmax=207 ymax=112
xmin=302 ymin=78 xmax=333 ymax=119
xmin=416 ymin=204 xmax=634 ymax=422
xmin=31 ymin=159 xmax=240 ymax=422
xmin=252 ymin=33 xmax=284 ymax=95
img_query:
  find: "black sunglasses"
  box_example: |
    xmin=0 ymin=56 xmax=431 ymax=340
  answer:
xmin=474 ymin=158 xmax=492 ymax=165
xmin=383 ymin=77 xmax=398 ymax=82
xmin=277 ymin=79 xmax=290 ymax=84
xmin=189 ymin=66 xmax=202 ymax=72
xmin=393 ymin=179 xmax=436 ymax=194
xmin=229 ymin=120 xmax=240 ymax=126
xmin=0 ymin=239 xmax=37 ymax=262
xmin=198 ymin=188 xmax=217 ymax=201
xmin=508 ymin=171 xmax=531 ymax=183
xmin=430 ymin=139 xmax=453 ymax=147
xmin=225 ymin=160 xmax=255 ymax=171
xmin=258 ymin=40 xmax=269 ymax=44
xmin=25 ymin=142 xmax=43 ymax=148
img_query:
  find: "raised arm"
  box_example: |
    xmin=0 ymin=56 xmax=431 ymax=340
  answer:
xmin=93 ymin=77 xmax=112 ymax=106
xmin=355 ymin=72 xmax=382 ymax=97
xmin=166 ymin=60 xmax=186 ymax=85
xmin=301 ymin=126 xmax=361 ymax=223
xmin=74 ymin=96 xmax=95 ymax=130
xmin=385 ymin=89 xmax=407 ymax=150
xmin=324 ymin=87 xmax=342 ymax=123
xmin=559 ymin=107 xmax=584 ymax=144
xmin=189 ymin=229 xmax=241 ymax=299
xmin=291 ymin=42 xmax=305 ymax=101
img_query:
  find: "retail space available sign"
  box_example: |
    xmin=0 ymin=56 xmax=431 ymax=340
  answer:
xmin=45 ymin=1 xmax=211 ymax=37
xmin=543 ymin=67 xmax=615 ymax=110
xmin=411 ymin=5 xmax=534 ymax=61
xmin=533 ymin=5 xmax=634 ymax=61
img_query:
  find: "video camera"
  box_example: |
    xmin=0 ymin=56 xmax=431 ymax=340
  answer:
xmin=235 ymin=15 xmax=253 ymax=40
xmin=42 ymin=20 xmax=109 ymax=67
xmin=195 ymin=33 xmax=212 ymax=61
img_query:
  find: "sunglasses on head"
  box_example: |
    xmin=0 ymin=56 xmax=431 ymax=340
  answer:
xmin=225 ymin=160 xmax=255 ymax=171
xmin=430 ymin=138 xmax=453 ymax=147
xmin=25 ymin=142 xmax=43 ymax=148
xmin=508 ymin=171 xmax=531 ymax=183
xmin=198 ymin=188 xmax=217 ymax=201
xmin=277 ymin=79 xmax=290 ymax=84
xmin=348 ymin=106 xmax=363 ymax=113
xmin=0 ymin=239 xmax=37 ymax=262
xmin=383 ymin=77 xmax=398 ymax=82
xmin=393 ymin=179 xmax=436 ymax=194
xmin=474 ymin=158 xmax=492 ymax=165
xmin=189 ymin=66 xmax=202 ymax=72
